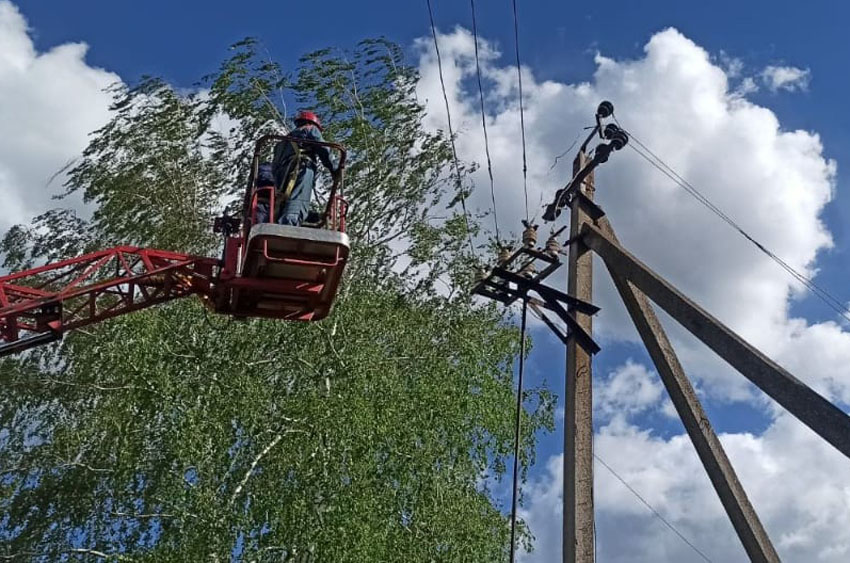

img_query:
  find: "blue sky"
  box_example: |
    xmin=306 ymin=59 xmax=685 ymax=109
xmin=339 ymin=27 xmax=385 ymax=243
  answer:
xmin=6 ymin=1 xmax=850 ymax=560
xmin=17 ymin=0 xmax=850 ymax=311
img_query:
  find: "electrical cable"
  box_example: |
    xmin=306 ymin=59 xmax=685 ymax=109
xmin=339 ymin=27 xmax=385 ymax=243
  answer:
xmin=511 ymin=0 xmax=530 ymax=222
xmin=548 ymin=130 xmax=583 ymax=172
xmin=426 ymin=0 xmax=478 ymax=259
xmin=594 ymin=453 xmax=713 ymax=563
xmin=616 ymin=117 xmax=850 ymax=324
xmin=470 ymin=0 xmax=501 ymax=244
xmin=509 ymin=298 xmax=528 ymax=563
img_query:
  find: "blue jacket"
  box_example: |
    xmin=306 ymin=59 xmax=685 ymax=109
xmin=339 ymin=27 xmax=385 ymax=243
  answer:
xmin=272 ymin=125 xmax=336 ymax=175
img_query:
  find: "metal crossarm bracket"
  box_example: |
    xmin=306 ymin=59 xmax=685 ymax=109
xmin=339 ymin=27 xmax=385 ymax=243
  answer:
xmin=493 ymin=268 xmax=599 ymax=315
xmin=542 ymin=143 xmax=617 ymax=222
xmin=536 ymin=292 xmax=600 ymax=355
xmin=528 ymin=301 xmax=568 ymax=344
xmin=471 ymin=247 xmax=601 ymax=355
xmin=489 ymin=268 xmax=600 ymax=354
xmin=472 ymin=245 xmax=560 ymax=306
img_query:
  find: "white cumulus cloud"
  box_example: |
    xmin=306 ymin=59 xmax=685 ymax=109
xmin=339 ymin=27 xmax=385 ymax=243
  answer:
xmin=415 ymin=26 xmax=850 ymax=561
xmin=415 ymin=26 xmax=844 ymax=402
xmin=762 ymin=64 xmax=811 ymax=92
xmin=520 ymin=410 xmax=850 ymax=562
xmin=0 ymin=1 xmax=119 ymax=236
xmin=595 ymin=360 xmax=664 ymax=417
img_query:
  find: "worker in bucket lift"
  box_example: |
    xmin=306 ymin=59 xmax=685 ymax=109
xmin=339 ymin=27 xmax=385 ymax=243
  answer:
xmin=255 ymin=110 xmax=340 ymax=226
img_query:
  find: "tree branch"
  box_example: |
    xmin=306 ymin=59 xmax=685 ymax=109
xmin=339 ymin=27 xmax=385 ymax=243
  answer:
xmin=39 ymin=377 xmax=153 ymax=394
xmin=229 ymin=433 xmax=283 ymax=506
xmin=1 ymin=549 xmax=135 ymax=561
xmin=110 ymin=511 xmax=194 ymax=520
xmin=61 ymin=461 xmax=113 ymax=473
xmin=67 ymin=548 xmax=131 ymax=560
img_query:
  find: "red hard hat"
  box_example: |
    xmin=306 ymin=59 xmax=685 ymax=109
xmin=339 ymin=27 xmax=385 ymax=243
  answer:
xmin=295 ymin=110 xmax=322 ymax=130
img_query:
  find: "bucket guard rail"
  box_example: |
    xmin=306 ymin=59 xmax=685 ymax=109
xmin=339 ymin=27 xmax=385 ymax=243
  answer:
xmin=241 ymin=134 xmax=348 ymax=237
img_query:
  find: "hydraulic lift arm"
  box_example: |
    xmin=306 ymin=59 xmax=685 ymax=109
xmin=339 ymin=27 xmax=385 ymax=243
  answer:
xmin=0 ymin=246 xmax=218 ymax=357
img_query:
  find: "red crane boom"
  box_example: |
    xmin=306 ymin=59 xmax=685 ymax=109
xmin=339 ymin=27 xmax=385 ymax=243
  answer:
xmin=0 ymin=247 xmax=217 ymax=356
xmin=0 ymin=134 xmax=350 ymax=358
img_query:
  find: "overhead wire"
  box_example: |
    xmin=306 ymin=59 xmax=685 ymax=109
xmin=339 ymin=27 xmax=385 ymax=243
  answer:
xmin=615 ymin=117 xmax=850 ymax=324
xmin=594 ymin=454 xmax=713 ymax=563
xmin=511 ymin=0 xmax=530 ymax=222
xmin=469 ymin=0 xmax=501 ymax=244
xmin=509 ymin=298 xmax=529 ymax=563
xmin=548 ymin=130 xmax=583 ymax=172
xmin=426 ymin=6 xmax=732 ymax=560
xmin=425 ymin=0 xmax=478 ymax=259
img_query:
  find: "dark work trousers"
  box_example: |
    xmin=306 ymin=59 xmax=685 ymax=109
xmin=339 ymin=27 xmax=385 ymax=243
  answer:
xmin=255 ymin=165 xmax=316 ymax=226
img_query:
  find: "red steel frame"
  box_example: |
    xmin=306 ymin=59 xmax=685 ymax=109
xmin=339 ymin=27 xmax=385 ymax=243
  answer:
xmin=222 ymin=135 xmax=349 ymax=321
xmin=0 ymin=135 xmax=350 ymax=355
xmin=0 ymin=247 xmax=217 ymax=355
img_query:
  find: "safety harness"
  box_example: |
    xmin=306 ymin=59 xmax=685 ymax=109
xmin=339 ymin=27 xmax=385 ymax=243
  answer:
xmin=278 ymin=139 xmax=305 ymax=205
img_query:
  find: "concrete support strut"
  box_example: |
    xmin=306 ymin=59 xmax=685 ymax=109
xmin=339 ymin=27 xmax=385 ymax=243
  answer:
xmin=563 ymin=152 xmax=595 ymax=563
xmin=582 ymin=221 xmax=850 ymax=460
xmin=599 ymin=221 xmax=780 ymax=562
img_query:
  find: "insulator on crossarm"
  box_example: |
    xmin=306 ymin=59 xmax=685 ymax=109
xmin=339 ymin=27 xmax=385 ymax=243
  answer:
xmin=521 ymin=220 xmax=538 ymax=248
xmin=545 ymin=233 xmax=562 ymax=258
xmin=498 ymin=245 xmax=513 ymax=265
xmin=519 ymin=261 xmax=536 ymax=279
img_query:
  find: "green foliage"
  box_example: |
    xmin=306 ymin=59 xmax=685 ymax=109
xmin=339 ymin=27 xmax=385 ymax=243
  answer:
xmin=0 ymin=38 xmax=552 ymax=562
xmin=0 ymin=209 xmax=93 ymax=272
xmin=67 ymin=79 xmax=229 ymax=254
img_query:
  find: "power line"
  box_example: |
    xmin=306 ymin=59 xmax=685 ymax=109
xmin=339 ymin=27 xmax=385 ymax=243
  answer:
xmin=628 ymin=135 xmax=850 ymax=323
xmin=617 ymin=117 xmax=850 ymax=325
xmin=548 ymin=130 xmax=583 ymax=172
xmin=511 ymin=0 xmax=530 ymax=222
xmin=509 ymin=299 xmax=529 ymax=563
xmin=425 ymin=0 xmax=478 ymax=259
xmin=594 ymin=453 xmax=713 ymax=563
xmin=469 ymin=0 xmax=501 ymax=244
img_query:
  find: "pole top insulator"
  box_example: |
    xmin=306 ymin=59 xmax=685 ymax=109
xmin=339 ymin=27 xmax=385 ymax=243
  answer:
xmin=603 ymin=123 xmax=629 ymax=150
xmin=597 ymin=100 xmax=614 ymax=118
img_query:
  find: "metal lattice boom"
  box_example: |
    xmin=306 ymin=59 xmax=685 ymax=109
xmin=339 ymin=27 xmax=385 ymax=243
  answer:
xmin=0 ymin=246 xmax=217 ymax=356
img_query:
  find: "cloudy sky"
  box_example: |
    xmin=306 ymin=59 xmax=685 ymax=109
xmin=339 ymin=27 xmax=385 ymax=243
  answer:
xmin=4 ymin=1 xmax=850 ymax=560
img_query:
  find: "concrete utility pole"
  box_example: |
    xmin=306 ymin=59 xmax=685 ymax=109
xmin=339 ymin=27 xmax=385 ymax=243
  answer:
xmin=474 ymin=100 xmax=850 ymax=561
xmin=563 ymin=150 xmax=596 ymax=563
xmin=582 ymin=221 xmax=850 ymax=460
xmin=598 ymin=219 xmax=780 ymax=562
